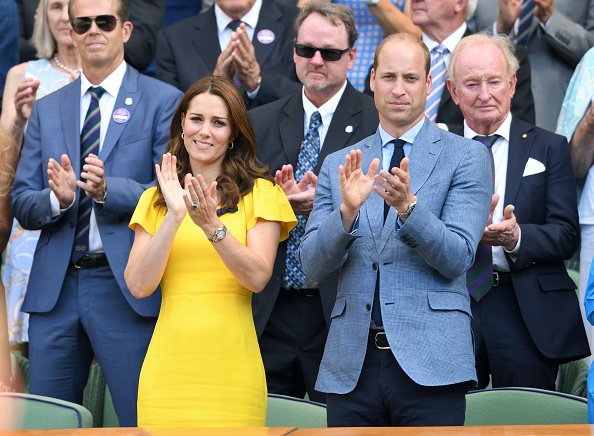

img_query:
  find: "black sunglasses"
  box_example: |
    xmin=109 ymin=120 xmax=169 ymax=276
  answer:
xmin=294 ymin=44 xmax=350 ymax=62
xmin=71 ymin=15 xmax=119 ymax=35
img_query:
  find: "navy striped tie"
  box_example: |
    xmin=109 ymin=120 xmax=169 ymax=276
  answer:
xmin=516 ymin=0 xmax=535 ymax=46
xmin=72 ymin=86 xmax=105 ymax=263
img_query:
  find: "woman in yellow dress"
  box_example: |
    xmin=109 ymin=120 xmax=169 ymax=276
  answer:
xmin=125 ymin=75 xmax=297 ymax=428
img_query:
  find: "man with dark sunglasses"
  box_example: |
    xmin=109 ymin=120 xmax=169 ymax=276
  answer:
xmin=249 ymin=0 xmax=378 ymax=405
xmin=156 ymin=0 xmax=301 ymax=108
xmin=11 ymin=0 xmax=181 ymax=426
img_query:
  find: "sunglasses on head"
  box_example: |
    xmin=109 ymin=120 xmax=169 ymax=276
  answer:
xmin=71 ymin=15 xmax=119 ymax=35
xmin=294 ymin=44 xmax=350 ymax=62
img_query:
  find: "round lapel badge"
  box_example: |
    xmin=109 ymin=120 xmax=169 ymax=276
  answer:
xmin=256 ymin=29 xmax=275 ymax=45
xmin=112 ymin=108 xmax=130 ymax=124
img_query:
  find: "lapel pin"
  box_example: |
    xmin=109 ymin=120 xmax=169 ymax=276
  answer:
xmin=113 ymin=108 xmax=130 ymax=124
xmin=522 ymin=133 xmax=527 ymax=139
xmin=345 ymin=125 xmax=353 ymax=133
xmin=125 ymin=97 xmax=133 ymax=106
xmin=256 ymin=29 xmax=275 ymax=44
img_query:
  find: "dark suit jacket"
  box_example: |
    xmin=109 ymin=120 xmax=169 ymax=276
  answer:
xmin=156 ymin=0 xmax=301 ymax=106
xmin=455 ymin=118 xmax=589 ymax=363
xmin=363 ymin=28 xmax=535 ymax=129
xmin=249 ymin=82 xmax=379 ymax=337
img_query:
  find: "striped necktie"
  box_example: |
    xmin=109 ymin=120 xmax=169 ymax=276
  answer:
xmin=425 ymin=45 xmax=448 ymax=122
xmin=516 ymin=0 xmax=535 ymax=46
xmin=467 ymin=134 xmax=499 ymax=301
xmin=72 ymin=86 xmax=105 ymax=263
xmin=282 ymin=111 xmax=322 ymax=290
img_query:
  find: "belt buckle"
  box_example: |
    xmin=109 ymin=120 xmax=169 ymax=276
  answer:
xmin=374 ymin=331 xmax=390 ymax=350
xmin=492 ymin=271 xmax=500 ymax=287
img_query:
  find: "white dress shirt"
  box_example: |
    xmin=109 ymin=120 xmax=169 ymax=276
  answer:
xmin=301 ymin=80 xmax=348 ymax=149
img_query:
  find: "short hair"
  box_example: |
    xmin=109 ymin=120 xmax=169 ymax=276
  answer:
xmin=448 ymin=33 xmax=520 ymax=83
xmin=293 ymin=0 xmax=358 ymax=48
xmin=68 ymin=0 xmax=129 ymax=23
xmin=154 ymin=76 xmax=272 ymax=210
xmin=32 ymin=0 xmax=56 ymax=59
xmin=372 ymin=33 xmax=430 ymax=77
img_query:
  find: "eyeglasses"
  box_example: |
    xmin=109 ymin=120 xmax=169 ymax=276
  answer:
xmin=71 ymin=15 xmax=119 ymax=35
xmin=294 ymin=44 xmax=350 ymax=62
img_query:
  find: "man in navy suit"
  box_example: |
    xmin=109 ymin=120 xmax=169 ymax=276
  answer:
xmin=156 ymin=0 xmax=300 ymax=107
xmin=11 ymin=0 xmax=181 ymax=425
xmin=447 ymin=33 xmax=589 ymax=390
xmin=249 ymin=1 xmax=378 ymax=403
xmin=300 ymin=33 xmax=492 ymax=427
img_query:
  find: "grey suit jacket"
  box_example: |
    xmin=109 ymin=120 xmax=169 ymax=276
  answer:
xmin=469 ymin=0 xmax=594 ymax=131
xmin=249 ymin=82 xmax=378 ymax=336
xmin=300 ymin=120 xmax=492 ymax=393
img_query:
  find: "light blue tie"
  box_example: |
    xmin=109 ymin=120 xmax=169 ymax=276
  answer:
xmin=425 ymin=45 xmax=448 ymax=122
xmin=516 ymin=0 xmax=535 ymax=46
xmin=283 ymin=111 xmax=322 ymax=289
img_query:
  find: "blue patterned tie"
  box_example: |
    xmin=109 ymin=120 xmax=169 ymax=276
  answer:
xmin=467 ymin=134 xmax=499 ymax=301
xmin=425 ymin=45 xmax=448 ymax=122
xmin=516 ymin=0 xmax=535 ymax=46
xmin=72 ymin=86 xmax=105 ymax=263
xmin=283 ymin=111 xmax=322 ymax=289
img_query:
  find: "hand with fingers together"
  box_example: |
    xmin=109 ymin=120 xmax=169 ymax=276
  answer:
xmin=78 ymin=153 xmax=107 ymax=201
xmin=184 ymin=173 xmax=223 ymax=236
xmin=482 ymin=203 xmax=520 ymax=251
xmin=213 ymin=39 xmax=237 ymax=80
xmin=374 ymin=157 xmax=416 ymax=218
xmin=231 ymin=24 xmax=262 ymax=91
xmin=14 ymin=78 xmax=40 ymax=128
xmin=274 ymin=164 xmax=318 ymax=215
xmin=339 ymin=149 xmax=380 ymax=228
xmin=156 ymin=153 xmax=187 ymax=220
xmin=47 ymin=154 xmax=77 ymax=209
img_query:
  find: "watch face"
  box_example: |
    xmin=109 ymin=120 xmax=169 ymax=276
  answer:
xmin=212 ymin=226 xmax=227 ymax=242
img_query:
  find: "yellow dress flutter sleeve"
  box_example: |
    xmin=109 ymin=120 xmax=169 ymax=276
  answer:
xmin=243 ymin=178 xmax=297 ymax=242
xmin=129 ymin=187 xmax=164 ymax=235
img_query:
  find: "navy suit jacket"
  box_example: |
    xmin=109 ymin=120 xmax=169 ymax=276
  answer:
xmin=249 ymin=82 xmax=378 ymax=336
xmin=156 ymin=0 xmax=301 ymax=107
xmin=11 ymin=65 xmax=182 ymax=317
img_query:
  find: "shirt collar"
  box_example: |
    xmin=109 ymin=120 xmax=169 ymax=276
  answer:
xmin=464 ymin=112 xmax=513 ymax=142
xmin=422 ymin=22 xmax=467 ymax=54
xmin=301 ymin=80 xmax=348 ymax=128
xmin=215 ymin=0 xmax=262 ymax=33
xmin=79 ymin=60 xmax=127 ymax=99
xmin=379 ymin=117 xmax=426 ymax=147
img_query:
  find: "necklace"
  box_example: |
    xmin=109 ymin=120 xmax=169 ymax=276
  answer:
xmin=53 ymin=53 xmax=78 ymax=76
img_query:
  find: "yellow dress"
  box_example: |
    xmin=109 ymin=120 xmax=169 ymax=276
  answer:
xmin=132 ymin=179 xmax=296 ymax=428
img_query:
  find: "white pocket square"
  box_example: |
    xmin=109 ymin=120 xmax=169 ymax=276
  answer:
xmin=522 ymin=158 xmax=546 ymax=177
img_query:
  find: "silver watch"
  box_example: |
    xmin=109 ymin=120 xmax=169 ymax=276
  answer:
xmin=363 ymin=0 xmax=381 ymax=5
xmin=209 ymin=225 xmax=227 ymax=243
xmin=397 ymin=201 xmax=417 ymax=220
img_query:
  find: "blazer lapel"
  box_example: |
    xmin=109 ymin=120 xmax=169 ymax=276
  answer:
xmin=100 ymin=66 xmax=141 ymax=162
xmin=379 ymin=120 xmax=443 ymax=253
xmin=279 ymin=94 xmax=305 ymax=166
xmin=252 ymin=0 xmax=283 ymax=71
xmin=362 ymin=131 xmax=384 ymax=252
xmin=504 ymin=118 xmax=534 ymax=205
xmin=61 ymin=79 xmax=82 ymax=173
xmin=192 ymin=10 xmax=221 ymax=72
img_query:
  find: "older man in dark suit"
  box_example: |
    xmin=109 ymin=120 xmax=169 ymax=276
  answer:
xmin=157 ymin=0 xmax=300 ymax=107
xmin=249 ymin=1 xmax=378 ymax=403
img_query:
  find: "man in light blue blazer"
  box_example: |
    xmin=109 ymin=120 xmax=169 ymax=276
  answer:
xmin=11 ymin=0 xmax=181 ymax=426
xmin=300 ymin=33 xmax=492 ymax=427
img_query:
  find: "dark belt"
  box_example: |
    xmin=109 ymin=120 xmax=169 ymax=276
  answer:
xmin=281 ymin=286 xmax=320 ymax=297
xmin=72 ymin=252 xmax=108 ymax=269
xmin=369 ymin=330 xmax=390 ymax=350
xmin=493 ymin=271 xmax=512 ymax=287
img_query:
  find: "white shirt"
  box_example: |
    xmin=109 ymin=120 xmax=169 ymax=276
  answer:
xmin=215 ymin=0 xmax=262 ymax=51
xmin=422 ymin=22 xmax=468 ymax=69
xmin=464 ymin=112 xmax=521 ymax=271
xmin=50 ymin=61 xmax=127 ymax=253
xmin=301 ymin=81 xmax=348 ymax=149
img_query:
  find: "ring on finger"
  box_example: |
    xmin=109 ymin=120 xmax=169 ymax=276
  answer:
xmin=191 ymin=201 xmax=200 ymax=209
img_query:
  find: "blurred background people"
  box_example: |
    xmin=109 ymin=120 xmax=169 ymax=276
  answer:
xmin=1 ymin=0 xmax=80 ymax=358
xmin=557 ymin=46 xmax=594 ymax=357
xmin=125 ymin=76 xmax=296 ymax=427
xmin=156 ymin=0 xmax=301 ymax=107
xmin=0 ymin=0 xmax=19 ymax=109
xmin=469 ymin=0 xmax=594 ymax=132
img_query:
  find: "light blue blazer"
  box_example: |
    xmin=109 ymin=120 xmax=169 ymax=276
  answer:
xmin=11 ymin=65 xmax=182 ymax=318
xmin=300 ymin=120 xmax=492 ymax=393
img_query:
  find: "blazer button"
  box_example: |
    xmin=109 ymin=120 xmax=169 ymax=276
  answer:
xmin=366 ymin=303 xmax=371 ymax=311
xmin=372 ymin=262 xmax=378 ymax=271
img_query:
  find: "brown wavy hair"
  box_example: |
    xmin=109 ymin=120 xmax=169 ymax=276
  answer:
xmin=154 ymin=75 xmax=272 ymax=210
